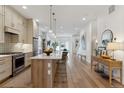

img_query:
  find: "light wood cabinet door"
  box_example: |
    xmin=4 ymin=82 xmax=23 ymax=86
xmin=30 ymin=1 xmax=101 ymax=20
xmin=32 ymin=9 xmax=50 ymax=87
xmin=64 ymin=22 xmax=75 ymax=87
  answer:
xmin=0 ymin=5 xmax=3 ymax=15
xmin=23 ymin=19 xmax=28 ymax=43
xmin=18 ymin=18 xmax=27 ymax=43
xmin=0 ymin=14 xmax=4 ymax=43
xmin=33 ymin=20 xmax=39 ymax=38
xmin=25 ymin=52 xmax=33 ymax=67
xmin=0 ymin=56 xmax=12 ymax=81
xmin=27 ymin=19 xmax=33 ymax=44
xmin=11 ymin=11 xmax=19 ymax=30
xmin=5 ymin=6 xmax=12 ymax=27
xmin=0 ymin=5 xmax=4 ymax=15
xmin=5 ymin=6 xmax=19 ymax=30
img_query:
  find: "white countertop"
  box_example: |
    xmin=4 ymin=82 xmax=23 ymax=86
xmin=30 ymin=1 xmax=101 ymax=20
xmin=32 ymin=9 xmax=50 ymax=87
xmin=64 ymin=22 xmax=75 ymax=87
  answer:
xmin=0 ymin=55 xmax=11 ymax=58
xmin=30 ymin=53 xmax=62 ymax=60
xmin=23 ymin=51 xmax=33 ymax=53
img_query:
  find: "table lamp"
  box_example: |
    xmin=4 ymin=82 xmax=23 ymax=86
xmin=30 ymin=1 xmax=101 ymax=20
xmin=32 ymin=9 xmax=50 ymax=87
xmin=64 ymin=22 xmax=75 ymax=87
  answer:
xmin=107 ymin=42 xmax=124 ymax=60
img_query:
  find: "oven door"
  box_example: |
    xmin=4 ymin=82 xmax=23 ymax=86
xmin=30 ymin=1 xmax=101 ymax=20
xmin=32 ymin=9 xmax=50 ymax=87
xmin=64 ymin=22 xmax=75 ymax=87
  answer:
xmin=13 ymin=55 xmax=25 ymax=73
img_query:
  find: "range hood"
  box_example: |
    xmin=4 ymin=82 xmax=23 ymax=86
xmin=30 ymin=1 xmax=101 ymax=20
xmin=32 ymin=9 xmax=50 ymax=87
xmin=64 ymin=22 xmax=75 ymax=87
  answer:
xmin=4 ymin=26 xmax=20 ymax=35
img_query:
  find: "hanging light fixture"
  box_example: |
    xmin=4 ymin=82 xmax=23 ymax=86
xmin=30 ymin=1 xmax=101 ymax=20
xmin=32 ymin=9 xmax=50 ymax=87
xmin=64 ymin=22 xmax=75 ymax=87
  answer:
xmin=49 ymin=5 xmax=53 ymax=33
xmin=54 ymin=18 xmax=57 ymax=38
xmin=52 ymin=10 xmax=57 ymax=38
xmin=49 ymin=5 xmax=57 ymax=39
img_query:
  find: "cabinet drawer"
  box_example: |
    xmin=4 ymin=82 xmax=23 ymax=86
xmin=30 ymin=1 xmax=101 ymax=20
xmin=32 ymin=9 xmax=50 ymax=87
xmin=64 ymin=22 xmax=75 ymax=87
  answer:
xmin=0 ymin=62 xmax=12 ymax=71
xmin=0 ymin=56 xmax=12 ymax=65
xmin=0 ymin=56 xmax=12 ymax=80
xmin=0 ymin=67 xmax=12 ymax=81
xmin=0 ymin=56 xmax=12 ymax=60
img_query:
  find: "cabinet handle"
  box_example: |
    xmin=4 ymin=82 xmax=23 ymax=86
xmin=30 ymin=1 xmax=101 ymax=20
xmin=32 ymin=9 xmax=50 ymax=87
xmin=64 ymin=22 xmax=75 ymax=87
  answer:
xmin=0 ymin=70 xmax=5 ymax=74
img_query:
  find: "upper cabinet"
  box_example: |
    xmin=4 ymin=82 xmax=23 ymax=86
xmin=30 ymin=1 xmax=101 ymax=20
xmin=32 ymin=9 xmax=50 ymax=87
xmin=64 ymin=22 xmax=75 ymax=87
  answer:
xmin=4 ymin=6 xmax=31 ymax=43
xmin=0 ymin=5 xmax=4 ymax=15
xmin=0 ymin=6 xmax=3 ymax=15
xmin=0 ymin=6 xmax=4 ymax=43
xmin=26 ymin=19 xmax=39 ymax=44
xmin=33 ymin=20 xmax=39 ymax=38
xmin=19 ymin=17 xmax=28 ymax=43
xmin=5 ymin=6 xmax=19 ymax=30
xmin=5 ymin=6 xmax=12 ymax=28
xmin=5 ymin=6 xmax=24 ymax=32
xmin=0 ymin=5 xmax=34 ymax=44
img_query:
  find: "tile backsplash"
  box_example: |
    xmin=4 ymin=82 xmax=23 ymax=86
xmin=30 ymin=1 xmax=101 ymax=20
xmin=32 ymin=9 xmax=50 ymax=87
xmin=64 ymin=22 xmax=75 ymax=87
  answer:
xmin=0 ymin=43 xmax=4 ymax=53
xmin=0 ymin=43 xmax=13 ymax=53
xmin=0 ymin=43 xmax=32 ymax=53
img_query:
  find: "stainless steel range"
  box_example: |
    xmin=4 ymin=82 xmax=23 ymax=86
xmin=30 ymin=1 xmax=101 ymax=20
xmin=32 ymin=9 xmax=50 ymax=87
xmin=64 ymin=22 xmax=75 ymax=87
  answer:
xmin=0 ymin=52 xmax=25 ymax=76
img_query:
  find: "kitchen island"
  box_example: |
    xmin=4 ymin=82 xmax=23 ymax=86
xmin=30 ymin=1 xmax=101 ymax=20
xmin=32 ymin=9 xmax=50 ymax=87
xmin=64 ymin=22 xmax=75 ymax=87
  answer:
xmin=30 ymin=53 xmax=62 ymax=88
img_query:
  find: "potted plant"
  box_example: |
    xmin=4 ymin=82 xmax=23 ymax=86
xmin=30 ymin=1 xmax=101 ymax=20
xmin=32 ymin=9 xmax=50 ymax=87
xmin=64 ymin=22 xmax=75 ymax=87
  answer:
xmin=52 ymin=41 xmax=58 ymax=51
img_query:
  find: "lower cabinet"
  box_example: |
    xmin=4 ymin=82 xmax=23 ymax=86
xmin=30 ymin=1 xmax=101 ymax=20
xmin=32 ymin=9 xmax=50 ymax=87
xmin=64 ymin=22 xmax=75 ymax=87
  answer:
xmin=0 ymin=56 xmax=12 ymax=81
xmin=0 ymin=14 xmax=4 ymax=43
xmin=25 ymin=52 xmax=33 ymax=67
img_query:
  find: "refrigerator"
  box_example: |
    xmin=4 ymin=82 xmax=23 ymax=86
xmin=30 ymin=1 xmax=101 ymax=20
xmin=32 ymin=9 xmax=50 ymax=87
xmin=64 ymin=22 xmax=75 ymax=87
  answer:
xmin=33 ymin=37 xmax=38 ymax=56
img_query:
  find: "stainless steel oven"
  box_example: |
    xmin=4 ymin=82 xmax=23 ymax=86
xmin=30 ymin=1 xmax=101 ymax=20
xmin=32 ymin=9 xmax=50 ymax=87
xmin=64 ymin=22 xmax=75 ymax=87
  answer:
xmin=12 ymin=53 xmax=25 ymax=76
xmin=0 ymin=52 xmax=25 ymax=76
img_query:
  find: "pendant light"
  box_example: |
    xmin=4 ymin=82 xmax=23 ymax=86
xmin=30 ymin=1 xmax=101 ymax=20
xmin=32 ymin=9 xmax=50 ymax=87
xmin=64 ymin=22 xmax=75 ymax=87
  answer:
xmin=49 ymin=5 xmax=53 ymax=33
xmin=52 ymin=11 xmax=57 ymax=38
xmin=54 ymin=18 xmax=57 ymax=38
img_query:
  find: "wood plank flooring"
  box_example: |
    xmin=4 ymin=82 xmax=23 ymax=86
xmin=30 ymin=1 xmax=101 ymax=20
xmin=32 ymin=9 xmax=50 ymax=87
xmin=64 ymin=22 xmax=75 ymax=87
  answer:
xmin=66 ymin=54 xmax=123 ymax=88
xmin=0 ymin=67 xmax=32 ymax=88
xmin=0 ymin=54 xmax=123 ymax=88
xmin=54 ymin=62 xmax=68 ymax=88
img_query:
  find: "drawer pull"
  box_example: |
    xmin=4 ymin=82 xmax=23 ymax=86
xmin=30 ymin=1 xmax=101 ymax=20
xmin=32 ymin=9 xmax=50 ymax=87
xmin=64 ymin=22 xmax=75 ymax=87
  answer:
xmin=0 ymin=70 xmax=5 ymax=74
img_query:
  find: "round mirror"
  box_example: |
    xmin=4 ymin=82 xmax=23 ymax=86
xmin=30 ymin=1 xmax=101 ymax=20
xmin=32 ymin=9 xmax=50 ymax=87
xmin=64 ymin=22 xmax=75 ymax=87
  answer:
xmin=101 ymin=29 xmax=113 ymax=46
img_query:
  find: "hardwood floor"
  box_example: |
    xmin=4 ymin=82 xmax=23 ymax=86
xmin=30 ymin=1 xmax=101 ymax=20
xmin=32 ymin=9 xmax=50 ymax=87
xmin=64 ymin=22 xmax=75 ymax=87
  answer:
xmin=0 ymin=67 xmax=32 ymax=88
xmin=0 ymin=54 xmax=123 ymax=88
xmin=54 ymin=62 xmax=68 ymax=88
xmin=66 ymin=54 xmax=123 ymax=88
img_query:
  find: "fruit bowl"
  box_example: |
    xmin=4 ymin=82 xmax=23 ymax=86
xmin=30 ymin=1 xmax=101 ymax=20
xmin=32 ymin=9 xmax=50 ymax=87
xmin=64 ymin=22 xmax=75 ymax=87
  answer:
xmin=44 ymin=48 xmax=53 ymax=56
xmin=101 ymin=55 xmax=110 ymax=59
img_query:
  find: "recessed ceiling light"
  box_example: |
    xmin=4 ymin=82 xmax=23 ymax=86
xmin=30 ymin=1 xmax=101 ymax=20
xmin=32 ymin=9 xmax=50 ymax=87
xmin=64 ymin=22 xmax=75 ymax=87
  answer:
xmin=82 ymin=17 xmax=86 ymax=21
xmin=36 ymin=19 xmax=39 ymax=22
xmin=22 ymin=6 xmax=27 ymax=9
xmin=49 ymin=30 xmax=53 ymax=33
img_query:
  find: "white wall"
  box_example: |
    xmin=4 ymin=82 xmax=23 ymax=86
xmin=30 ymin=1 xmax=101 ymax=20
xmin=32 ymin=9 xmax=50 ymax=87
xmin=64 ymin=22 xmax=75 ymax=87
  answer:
xmin=86 ymin=23 xmax=92 ymax=63
xmin=72 ymin=35 xmax=80 ymax=54
xmin=78 ymin=23 xmax=92 ymax=63
xmin=95 ymin=5 xmax=124 ymax=84
xmin=77 ymin=30 xmax=86 ymax=56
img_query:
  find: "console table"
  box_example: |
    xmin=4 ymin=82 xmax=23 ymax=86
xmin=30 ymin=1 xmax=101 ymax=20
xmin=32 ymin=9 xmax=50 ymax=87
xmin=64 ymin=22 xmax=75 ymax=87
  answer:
xmin=78 ymin=54 xmax=86 ymax=61
xmin=91 ymin=56 xmax=122 ymax=86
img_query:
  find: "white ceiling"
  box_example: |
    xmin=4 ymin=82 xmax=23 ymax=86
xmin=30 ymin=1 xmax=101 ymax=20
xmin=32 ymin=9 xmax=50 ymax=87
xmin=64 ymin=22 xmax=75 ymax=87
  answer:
xmin=11 ymin=5 xmax=108 ymax=36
